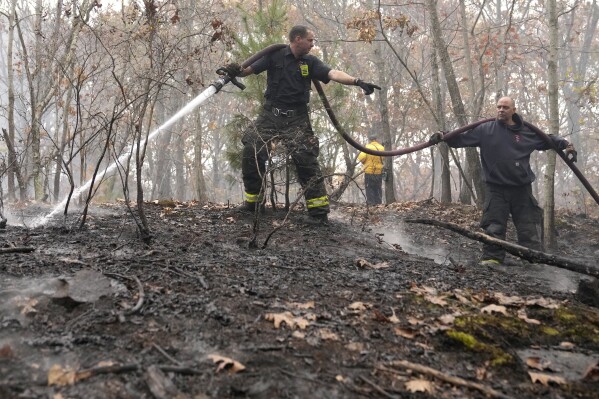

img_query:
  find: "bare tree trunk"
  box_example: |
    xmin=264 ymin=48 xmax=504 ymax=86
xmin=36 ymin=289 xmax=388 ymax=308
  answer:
xmin=426 ymin=0 xmax=483 ymax=206
xmin=374 ymin=42 xmax=396 ymax=204
xmin=544 ymin=0 xmax=559 ymax=250
xmin=6 ymin=0 xmax=19 ymax=201
xmin=192 ymin=100 xmax=208 ymax=203
xmin=431 ymin=50 xmax=451 ymax=203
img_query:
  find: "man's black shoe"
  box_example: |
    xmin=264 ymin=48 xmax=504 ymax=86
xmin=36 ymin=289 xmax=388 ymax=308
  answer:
xmin=302 ymin=214 xmax=329 ymax=226
xmin=238 ymin=201 xmax=265 ymax=214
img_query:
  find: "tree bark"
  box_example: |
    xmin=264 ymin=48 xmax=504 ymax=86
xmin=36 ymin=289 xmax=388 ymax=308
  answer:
xmin=426 ymin=0 xmax=483 ymax=206
xmin=544 ymin=0 xmax=559 ymax=250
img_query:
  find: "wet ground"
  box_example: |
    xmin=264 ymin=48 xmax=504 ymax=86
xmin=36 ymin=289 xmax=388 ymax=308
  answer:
xmin=0 ymin=199 xmax=598 ymax=398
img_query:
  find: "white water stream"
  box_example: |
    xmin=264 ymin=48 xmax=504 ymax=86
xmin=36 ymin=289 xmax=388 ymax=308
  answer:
xmin=28 ymin=86 xmax=218 ymax=228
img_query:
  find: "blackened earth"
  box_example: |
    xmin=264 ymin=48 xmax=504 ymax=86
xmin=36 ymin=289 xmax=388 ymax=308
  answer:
xmin=0 ymin=199 xmax=597 ymax=398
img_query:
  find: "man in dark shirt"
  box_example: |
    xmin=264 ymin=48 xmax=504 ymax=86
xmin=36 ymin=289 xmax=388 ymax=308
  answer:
xmin=223 ymin=25 xmax=380 ymax=225
xmin=430 ymin=97 xmax=577 ymax=265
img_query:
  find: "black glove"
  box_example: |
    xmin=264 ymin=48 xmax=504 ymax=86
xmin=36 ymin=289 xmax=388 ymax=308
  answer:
xmin=223 ymin=62 xmax=242 ymax=78
xmin=429 ymin=132 xmax=444 ymax=144
xmin=564 ymin=143 xmax=577 ymax=163
xmin=355 ymin=79 xmax=381 ymax=95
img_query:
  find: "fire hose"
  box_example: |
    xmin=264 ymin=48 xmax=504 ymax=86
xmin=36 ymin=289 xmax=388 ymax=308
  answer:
xmin=214 ymin=44 xmax=599 ymax=207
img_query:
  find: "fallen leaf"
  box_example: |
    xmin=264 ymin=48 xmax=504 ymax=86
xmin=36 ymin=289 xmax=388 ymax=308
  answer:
xmin=410 ymin=284 xmax=437 ymax=296
xmin=291 ymin=331 xmax=305 ymax=339
xmin=345 ymin=342 xmax=365 ymax=352
xmin=405 ymin=378 xmax=434 ymax=393
xmin=493 ymin=292 xmax=524 ymax=306
xmin=582 ymin=361 xmax=599 ymax=381
xmin=318 ymin=328 xmax=340 ymax=341
xmin=407 ymin=317 xmax=422 ymax=326
xmin=559 ymin=341 xmax=575 ymax=350
xmin=528 ymin=372 xmax=566 ymax=386
xmin=424 ymin=295 xmax=448 ymax=307
xmin=356 ymin=258 xmax=389 ymax=269
xmin=207 ymin=354 xmax=245 ymax=373
xmin=48 ymin=364 xmax=77 ymax=386
xmin=438 ymin=314 xmax=455 ymax=325
xmin=264 ymin=312 xmax=311 ymax=329
xmin=525 ymin=297 xmax=560 ymax=309
xmin=517 ymin=309 xmax=541 ymax=325
xmin=481 ymin=304 xmax=508 ymax=316
xmin=394 ymin=327 xmax=418 ymax=339
xmin=526 ymin=356 xmax=553 ymax=371
xmin=348 ymin=302 xmax=370 ymax=311
xmin=287 ymin=301 xmax=315 ymax=310
xmin=475 ymin=367 xmax=488 ymax=380
xmin=373 ymin=309 xmax=390 ymax=323
xmin=453 ymin=292 xmax=471 ymax=304
xmin=16 ymin=297 xmax=38 ymax=315
xmin=388 ymin=308 xmax=400 ymax=324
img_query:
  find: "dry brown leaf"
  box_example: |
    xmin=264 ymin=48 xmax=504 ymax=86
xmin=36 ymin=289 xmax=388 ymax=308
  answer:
xmin=356 ymin=258 xmax=389 ymax=269
xmin=525 ymin=297 xmax=560 ymax=309
xmin=16 ymin=296 xmax=38 ymax=315
xmin=207 ymin=354 xmax=245 ymax=373
xmin=475 ymin=367 xmax=488 ymax=380
xmin=53 ymin=395 xmax=65 ymax=399
xmin=559 ymin=341 xmax=575 ymax=350
xmin=410 ymin=284 xmax=437 ymax=296
xmin=438 ymin=314 xmax=455 ymax=325
xmin=394 ymin=327 xmax=418 ymax=339
xmin=348 ymin=302 xmax=370 ymax=311
xmin=48 ymin=364 xmax=77 ymax=386
xmin=287 ymin=301 xmax=315 ymax=310
xmin=407 ymin=317 xmax=422 ymax=326
xmin=291 ymin=331 xmax=306 ymax=339
xmin=425 ymin=295 xmax=448 ymax=306
xmin=526 ymin=356 xmax=553 ymax=371
xmin=264 ymin=312 xmax=311 ymax=329
xmin=481 ymin=304 xmax=508 ymax=316
xmin=318 ymin=328 xmax=340 ymax=341
xmin=405 ymin=378 xmax=434 ymax=393
xmin=493 ymin=292 xmax=524 ymax=306
xmin=528 ymin=372 xmax=566 ymax=386
xmin=517 ymin=309 xmax=541 ymax=325
xmin=453 ymin=292 xmax=471 ymax=304
xmin=388 ymin=308 xmax=400 ymax=324
xmin=582 ymin=361 xmax=599 ymax=381
xmin=346 ymin=342 xmax=365 ymax=352
xmin=373 ymin=309 xmax=390 ymax=323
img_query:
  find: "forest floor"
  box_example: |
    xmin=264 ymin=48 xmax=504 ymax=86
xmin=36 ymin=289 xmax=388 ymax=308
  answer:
xmin=0 ymin=199 xmax=598 ymax=399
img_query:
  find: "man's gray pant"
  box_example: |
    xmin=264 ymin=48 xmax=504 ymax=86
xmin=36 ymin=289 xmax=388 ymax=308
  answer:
xmin=480 ymin=183 xmax=543 ymax=262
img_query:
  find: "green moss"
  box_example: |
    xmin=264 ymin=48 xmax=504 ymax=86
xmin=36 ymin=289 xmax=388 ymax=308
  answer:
xmin=555 ymin=308 xmax=577 ymax=322
xmin=541 ymin=326 xmax=560 ymax=336
xmin=446 ymin=329 xmax=513 ymax=366
xmin=446 ymin=330 xmax=483 ymax=350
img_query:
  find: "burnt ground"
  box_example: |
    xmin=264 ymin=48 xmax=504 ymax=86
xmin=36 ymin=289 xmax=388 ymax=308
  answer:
xmin=0 ymin=199 xmax=598 ymax=399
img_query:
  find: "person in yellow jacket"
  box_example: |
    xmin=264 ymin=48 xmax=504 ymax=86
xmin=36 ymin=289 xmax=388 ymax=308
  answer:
xmin=358 ymin=135 xmax=385 ymax=205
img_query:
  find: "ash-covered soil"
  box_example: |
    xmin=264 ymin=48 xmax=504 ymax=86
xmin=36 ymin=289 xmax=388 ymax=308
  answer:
xmin=0 ymin=200 xmax=598 ymax=399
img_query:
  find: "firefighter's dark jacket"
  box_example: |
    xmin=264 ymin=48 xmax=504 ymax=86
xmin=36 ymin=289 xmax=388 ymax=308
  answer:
xmin=249 ymin=46 xmax=332 ymax=107
xmin=444 ymin=113 xmax=570 ymax=186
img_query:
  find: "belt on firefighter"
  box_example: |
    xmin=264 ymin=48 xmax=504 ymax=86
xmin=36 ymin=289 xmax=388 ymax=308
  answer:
xmin=265 ymin=103 xmax=308 ymax=118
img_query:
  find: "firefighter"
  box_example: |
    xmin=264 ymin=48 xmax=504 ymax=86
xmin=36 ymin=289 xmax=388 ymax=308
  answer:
xmin=358 ymin=134 xmax=385 ymax=205
xmin=222 ymin=25 xmax=380 ymax=225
